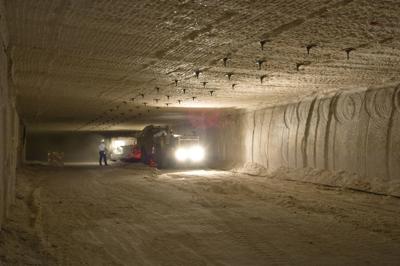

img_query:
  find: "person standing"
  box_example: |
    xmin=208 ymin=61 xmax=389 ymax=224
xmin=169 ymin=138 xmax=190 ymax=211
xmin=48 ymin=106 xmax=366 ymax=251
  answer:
xmin=99 ymin=140 xmax=108 ymax=166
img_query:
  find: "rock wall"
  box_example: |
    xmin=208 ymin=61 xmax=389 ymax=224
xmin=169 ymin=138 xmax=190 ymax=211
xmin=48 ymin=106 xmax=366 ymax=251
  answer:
xmin=215 ymin=85 xmax=400 ymax=195
xmin=0 ymin=0 xmax=20 ymax=228
xmin=206 ymin=114 xmax=246 ymax=168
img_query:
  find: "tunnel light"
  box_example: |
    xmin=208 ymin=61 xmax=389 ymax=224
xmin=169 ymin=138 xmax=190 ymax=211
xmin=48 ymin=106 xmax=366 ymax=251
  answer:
xmin=113 ymin=147 xmax=123 ymax=155
xmin=175 ymin=146 xmax=205 ymax=162
xmin=111 ymin=140 xmax=126 ymax=154
xmin=112 ymin=140 xmax=125 ymax=148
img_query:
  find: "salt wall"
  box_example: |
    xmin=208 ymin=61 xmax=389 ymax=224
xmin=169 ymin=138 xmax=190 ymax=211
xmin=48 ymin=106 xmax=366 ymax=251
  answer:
xmin=0 ymin=0 xmax=20 ymax=228
xmin=213 ymin=85 xmax=400 ymax=188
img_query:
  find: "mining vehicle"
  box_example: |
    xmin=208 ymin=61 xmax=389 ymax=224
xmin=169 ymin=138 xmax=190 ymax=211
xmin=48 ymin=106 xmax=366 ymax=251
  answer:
xmin=137 ymin=125 xmax=205 ymax=168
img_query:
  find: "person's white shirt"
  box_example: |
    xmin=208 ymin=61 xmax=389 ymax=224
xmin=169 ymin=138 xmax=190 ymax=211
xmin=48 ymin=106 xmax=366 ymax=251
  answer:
xmin=99 ymin=143 xmax=106 ymax=152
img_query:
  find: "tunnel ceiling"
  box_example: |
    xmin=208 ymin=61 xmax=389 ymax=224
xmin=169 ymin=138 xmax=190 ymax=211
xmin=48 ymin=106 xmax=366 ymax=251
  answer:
xmin=6 ymin=0 xmax=400 ymax=131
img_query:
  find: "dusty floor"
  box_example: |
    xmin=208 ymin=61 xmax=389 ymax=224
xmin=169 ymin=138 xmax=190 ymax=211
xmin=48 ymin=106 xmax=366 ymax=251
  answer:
xmin=1 ymin=164 xmax=400 ymax=265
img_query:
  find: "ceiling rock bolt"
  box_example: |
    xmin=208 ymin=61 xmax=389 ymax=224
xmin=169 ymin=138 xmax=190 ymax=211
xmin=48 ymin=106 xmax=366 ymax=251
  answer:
xmin=226 ymin=72 xmax=233 ymax=80
xmin=183 ymin=88 xmax=187 ymax=94
xmin=166 ymin=95 xmax=170 ymax=100
xmin=192 ymin=96 xmax=197 ymax=101
xmin=140 ymin=93 xmax=145 ymax=98
xmin=143 ymin=102 xmax=148 ymax=107
xmin=165 ymin=103 xmax=170 ymax=107
xmin=194 ymin=69 xmax=202 ymax=79
xmin=130 ymin=97 xmax=135 ymax=102
xmin=154 ymin=98 xmax=160 ymax=103
xmin=222 ymin=57 xmax=230 ymax=67
xmin=260 ymin=75 xmax=267 ymax=84
xmin=256 ymin=59 xmax=265 ymax=70
xmin=202 ymin=81 xmax=208 ymax=88
xmin=306 ymin=43 xmax=318 ymax=55
xmin=232 ymin=83 xmax=237 ymax=90
xmin=178 ymin=99 xmax=182 ymax=104
xmin=174 ymin=79 xmax=179 ymax=86
xmin=209 ymin=90 xmax=215 ymax=96
xmin=260 ymin=39 xmax=270 ymax=51
xmin=155 ymin=87 xmax=160 ymax=93
xmin=344 ymin=47 xmax=355 ymax=60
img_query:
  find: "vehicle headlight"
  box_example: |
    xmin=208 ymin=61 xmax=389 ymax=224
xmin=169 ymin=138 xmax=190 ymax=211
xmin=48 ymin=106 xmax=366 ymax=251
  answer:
xmin=175 ymin=146 xmax=205 ymax=162
xmin=175 ymin=147 xmax=189 ymax=162
xmin=189 ymin=146 xmax=205 ymax=162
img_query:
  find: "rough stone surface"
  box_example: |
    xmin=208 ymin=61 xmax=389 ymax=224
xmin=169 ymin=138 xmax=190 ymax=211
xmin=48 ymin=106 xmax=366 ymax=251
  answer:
xmin=215 ymin=85 xmax=400 ymax=195
xmin=0 ymin=0 xmax=20 ymax=228
xmin=5 ymin=0 xmax=400 ymax=130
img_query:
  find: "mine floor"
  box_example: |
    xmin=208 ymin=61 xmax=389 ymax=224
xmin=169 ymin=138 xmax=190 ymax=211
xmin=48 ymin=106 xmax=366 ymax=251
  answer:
xmin=1 ymin=164 xmax=400 ymax=265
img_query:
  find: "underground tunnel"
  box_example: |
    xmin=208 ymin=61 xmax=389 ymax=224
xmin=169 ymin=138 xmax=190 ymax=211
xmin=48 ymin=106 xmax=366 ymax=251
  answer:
xmin=1 ymin=0 xmax=400 ymax=264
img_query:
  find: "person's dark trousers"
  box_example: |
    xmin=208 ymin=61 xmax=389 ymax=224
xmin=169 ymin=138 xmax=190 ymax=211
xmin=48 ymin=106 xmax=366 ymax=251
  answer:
xmin=99 ymin=151 xmax=108 ymax=166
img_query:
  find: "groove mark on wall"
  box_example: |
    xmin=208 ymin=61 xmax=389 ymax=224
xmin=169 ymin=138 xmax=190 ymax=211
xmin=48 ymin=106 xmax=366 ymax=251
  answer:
xmin=302 ymin=97 xmax=317 ymax=168
xmin=266 ymin=107 xmax=275 ymax=169
xmin=324 ymin=94 xmax=339 ymax=170
xmin=386 ymin=86 xmax=400 ymax=180
xmin=313 ymin=100 xmax=322 ymax=168
xmin=251 ymin=111 xmax=256 ymax=163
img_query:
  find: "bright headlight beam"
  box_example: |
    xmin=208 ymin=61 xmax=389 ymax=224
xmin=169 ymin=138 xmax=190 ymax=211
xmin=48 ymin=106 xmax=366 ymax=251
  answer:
xmin=189 ymin=146 xmax=205 ymax=162
xmin=175 ymin=148 xmax=188 ymax=161
xmin=175 ymin=146 xmax=205 ymax=162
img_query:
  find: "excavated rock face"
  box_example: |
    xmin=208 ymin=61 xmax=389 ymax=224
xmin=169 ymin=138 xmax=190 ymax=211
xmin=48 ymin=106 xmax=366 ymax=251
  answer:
xmin=5 ymin=0 xmax=400 ymax=130
xmin=212 ymin=85 xmax=400 ymax=195
xmin=1 ymin=0 xmax=21 ymax=228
